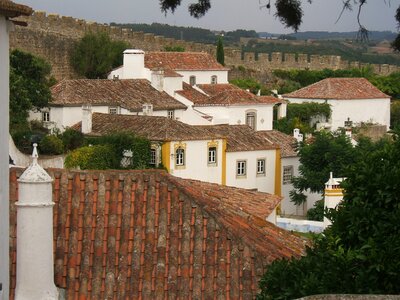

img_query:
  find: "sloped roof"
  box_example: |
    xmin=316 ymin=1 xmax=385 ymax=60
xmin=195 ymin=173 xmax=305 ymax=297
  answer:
xmin=72 ymin=113 xmax=222 ymax=142
xmin=9 ymin=168 xmax=306 ymax=299
xmin=0 ymin=0 xmax=32 ymax=17
xmin=51 ymin=79 xmax=186 ymax=111
xmin=196 ymin=124 xmax=279 ymax=152
xmin=256 ymin=130 xmax=298 ymax=158
xmin=195 ymin=84 xmax=280 ymax=106
xmin=283 ymin=78 xmax=390 ymax=100
xmin=145 ymin=51 xmax=229 ymax=71
xmin=176 ymin=82 xmax=210 ymax=104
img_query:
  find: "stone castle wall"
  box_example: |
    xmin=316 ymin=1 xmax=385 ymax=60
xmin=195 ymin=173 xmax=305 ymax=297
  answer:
xmin=10 ymin=11 xmax=400 ymax=80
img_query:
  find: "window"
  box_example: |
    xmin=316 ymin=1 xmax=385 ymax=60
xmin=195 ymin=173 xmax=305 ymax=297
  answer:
xmin=189 ymin=76 xmax=196 ymax=86
xmin=208 ymin=146 xmax=217 ymax=165
xmin=283 ymin=165 xmax=294 ymax=185
xmin=245 ymin=111 xmax=256 ymax=130
xmin=236 ymin=160 xmax=246 ymax=176
xmin=109 ymin=107 xmax=118 ymax=114
xmin=211 ymin=75 xmax=217 ymax=84
xmin=176 ymin=148 xmax=185 ymax=166
xmin=257 ymin=159 xmax=265 ymax=175
xmin=167 ymin=110 xmax=174 ymax=119
xmin=150 ymin=148 xmax=156 ymax=165
xmin=42 ymin=111 xmax=50 ymax=122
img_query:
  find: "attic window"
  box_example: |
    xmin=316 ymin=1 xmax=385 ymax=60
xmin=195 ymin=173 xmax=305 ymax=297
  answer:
xmin=109 ymin=107 xmax=118 ymax=114
xmin=189 ymin=76 xmax=196 ymax=86
xmin=211 ymin=75 xmax=217 ymax=84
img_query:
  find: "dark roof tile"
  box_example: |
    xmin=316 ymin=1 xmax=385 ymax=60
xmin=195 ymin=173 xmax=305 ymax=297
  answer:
xmin=256 ymin=130 xmax=298 ymax=158
xmin=0 ymin=0 xmax=32 ymax=17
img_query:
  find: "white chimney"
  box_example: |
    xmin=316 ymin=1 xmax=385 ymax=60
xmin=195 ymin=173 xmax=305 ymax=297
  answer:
xmin=293 ymin=128 xmax=303 ymax=143
xmin=151 ymin=69 xmax=164 ymax=92
xmin=123 ymin=49 xmax=145 ymax=79
xmin=15 ymin=144 xmax=58 ymax=300
xmin=82 ymin=104 xmax=92 ymax=134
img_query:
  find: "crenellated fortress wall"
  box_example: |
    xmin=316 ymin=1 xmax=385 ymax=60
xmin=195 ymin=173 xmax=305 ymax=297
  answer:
xmin=10 ymin=11 xmax=400 ymax=80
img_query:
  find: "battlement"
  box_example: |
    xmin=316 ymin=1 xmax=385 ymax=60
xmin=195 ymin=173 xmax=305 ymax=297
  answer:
xmin=10 ymin=11 xmax=400 ymax=80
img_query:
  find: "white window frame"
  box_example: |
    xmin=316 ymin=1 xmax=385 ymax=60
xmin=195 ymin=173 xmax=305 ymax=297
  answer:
xmin=257 ymin=158 xmax=266 ymax=176
xmin=245 ymin=111 xmax=257 ymax=130
xmin=42 ymin=111 xmax=50 ymax=122
xmin=211 ymin=75 xmax=218 ymax=84
xmin=150 ymin=148 xmax=156 ymax=165
xmin=109 ymin=106 xmax=118 ymax=115
xmin=208 ymin=146 xmax=217 ymax=165
xmin=176 ymin=148 xmax=185 ymax=166
xmin=283 ymin=165 xmax=294 ymax=185
xmin=167 ymin=110 xmax=175 ymax=119
xmin=236 ymin=160 xmax=247 ymax=177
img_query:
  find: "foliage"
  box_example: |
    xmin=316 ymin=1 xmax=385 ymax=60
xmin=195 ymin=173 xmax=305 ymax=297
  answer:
xmin=273 ymin=102 xmax=331 ymax=135
xmin=85 ymin=132 xmax=152 ymax=169
xmin=71 ymin=32 xmax=129 ymax=79
xmin=306 ymin=199 xmax=324 ymax=221
xmin=216 ymin=36 xmax=225 ymax=66
xmin=39 ymin=134 xmax=64 ymax=155
xmin=164 ymin=45 xmax=185 ymax=52
xmin=259 ymin=132 xmax=400 ymax=299
xmin=60 ymin=128 xmax=85 ymax=151
xmin=290 ymin=132 xmax=356 ymax=205
xmin=369 ymin=72 xmax=400 ymax=99
xmin=10 ymin=49 xmax=53 ymax=130
xmin=64 ymin=145 xmax=117 ymax=170
xmin=391 ymin=100 xmax=400 ymax=129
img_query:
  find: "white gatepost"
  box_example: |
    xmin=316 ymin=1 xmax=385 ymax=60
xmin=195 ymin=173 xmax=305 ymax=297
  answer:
xmin=15 ymin=145 xmax=58 ymax=300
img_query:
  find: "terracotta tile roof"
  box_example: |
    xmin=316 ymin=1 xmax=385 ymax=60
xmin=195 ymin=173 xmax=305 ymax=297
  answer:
xmin=0 ymin=0 xmax=32 ymax=17
xmin=145 ymin=51 xmax=229 ymax=71
xmin=256 ymin=130 xmax=298 ymax=158
xmin=196 ymin=124 xmax=279 ymax=152
xmin=9 ymin=168 xmax=306 ymax=299
xmin=51 ymin=79 xmax=186 ymax=111
xmin=195 ymin=84 xmax=280 ymax=106
xmin=176 ymin=82 xmax=210 ymax=104
xmin=283 ymin=78 xmax=390 ymax=100
xmin=72 ymin=113 xmax=223 ymax=142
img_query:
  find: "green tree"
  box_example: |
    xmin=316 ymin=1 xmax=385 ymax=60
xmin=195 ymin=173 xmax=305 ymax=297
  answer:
xmin=159 ymin=1 xmax=400 ymax=51
xmin=258 ymin=132 xmax=400 ymax=299
xmin=391 ymin=100 xmax=400 ymax=129
xmin=216 ymin=36 xmax=225 ymax=66
xmin=10 ymin=49 xmax=53 ymax=130
xmin=290 ymin=132 xmax=356 ymax=205
xmin=71 ymin=32 xmax=129 ymax=79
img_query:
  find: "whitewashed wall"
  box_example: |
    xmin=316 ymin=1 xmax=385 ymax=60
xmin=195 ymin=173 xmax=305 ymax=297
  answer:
xmin=164 ymin=76 xmax=183 ymax=96
xmin=179 ymin=70 xmax=228 ymax=85
xmin=225 ymin=149 xmax=276 ymax=194
xmin=167 ymin=139 xmax=224 ymax=184
xmin=287 ymin=98 xmax=391 ymax=131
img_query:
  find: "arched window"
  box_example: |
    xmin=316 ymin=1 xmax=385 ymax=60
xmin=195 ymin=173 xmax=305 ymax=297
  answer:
xmin=211 ymin=75 xmax=217 ymax=84
xmin=189 ymin=76 xmax=196 ymax=86
xmin=245 ymin=110 xmax=257 ymax=130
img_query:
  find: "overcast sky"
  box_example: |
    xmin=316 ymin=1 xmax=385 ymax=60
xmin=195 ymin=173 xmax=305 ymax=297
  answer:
xmin=19 ymin=0 xmax=400 ymax=34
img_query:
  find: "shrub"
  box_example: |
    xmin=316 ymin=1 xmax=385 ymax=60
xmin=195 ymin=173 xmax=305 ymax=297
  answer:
xmin=61 ymin=128 xmax=84 ymax=151
xmin=39 ymin=134 xmax=64 ymax=155
xmin=64 ymin=145 xmax=117 ymax=170
xmin=306 ymin=199 xmax=324 ymax=221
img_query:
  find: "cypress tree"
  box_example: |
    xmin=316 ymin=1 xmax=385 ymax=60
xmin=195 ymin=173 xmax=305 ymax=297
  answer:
xmin=216 ymin=36 xmax=225 ymax=66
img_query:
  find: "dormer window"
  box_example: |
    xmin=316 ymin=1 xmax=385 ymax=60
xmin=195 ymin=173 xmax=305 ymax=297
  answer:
xmin=189 ymin=76 xmax=196 ymax=86
xmin=211 ymin=75 xmax=217 ymax=84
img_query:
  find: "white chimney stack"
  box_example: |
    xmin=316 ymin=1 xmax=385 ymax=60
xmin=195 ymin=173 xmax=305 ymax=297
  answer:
xmin=151 ymin=69 xmax=164 ymax=92
xmin=123 ymin=49 xmax=145 ymax=79
xmin=82 ymin=104 xmax=92 ymax=134
xmin=15 ymin=144 xmax=58 ymax=300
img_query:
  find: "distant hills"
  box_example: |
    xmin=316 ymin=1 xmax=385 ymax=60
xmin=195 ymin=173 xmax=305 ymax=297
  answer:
xmin=258 ymin=31 xmax=397 ymax=41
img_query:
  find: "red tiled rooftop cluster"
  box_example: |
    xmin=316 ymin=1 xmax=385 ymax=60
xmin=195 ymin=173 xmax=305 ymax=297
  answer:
xmin=9 ymin=168 xmax=306 ymax=299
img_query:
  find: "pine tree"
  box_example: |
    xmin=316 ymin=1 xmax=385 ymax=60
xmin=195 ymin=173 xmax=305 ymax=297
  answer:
xmin=216 ymin=36 xmax=224 ymax=66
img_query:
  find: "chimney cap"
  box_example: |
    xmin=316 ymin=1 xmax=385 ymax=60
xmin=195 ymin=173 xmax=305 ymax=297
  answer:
xmin=123 ymin=49 xmax=145 ymax=54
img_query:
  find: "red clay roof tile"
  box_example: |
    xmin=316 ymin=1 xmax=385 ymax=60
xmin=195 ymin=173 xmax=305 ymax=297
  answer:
xmin=9 ymin=168 xmax=307 ymax=299
xmin=0 ymin=0 xmax=32 ymax=17
xmin=51 ymin=79 xmax=186 ymax=111
xmin=145 ymin=51 xmax=229 ymax=71
xmin=256 ymin=130 xmax=298 ymax=158
xmin=283 ymin=78 xmax=390 ymax=100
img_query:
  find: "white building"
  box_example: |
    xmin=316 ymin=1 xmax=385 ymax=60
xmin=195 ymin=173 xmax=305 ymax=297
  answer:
xmin=72 ymin=112 xmax=281 ymax=195
xmin=283 ymin=78 xmax=391 ymax=131
xmin=0 ymin=2 xmax=32 ymax=299
xmin=29 ymin=78 xmax=192 ymax=131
